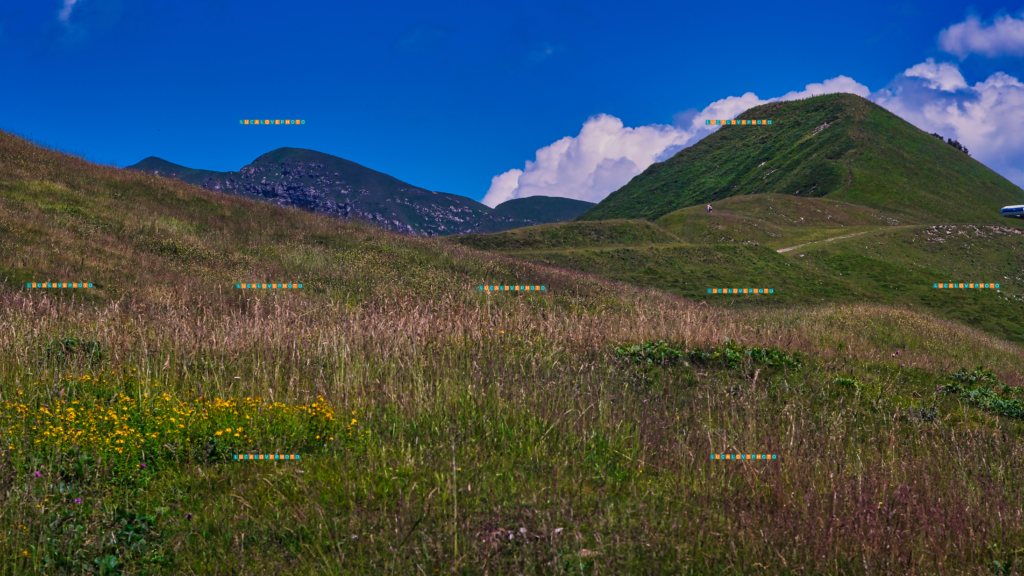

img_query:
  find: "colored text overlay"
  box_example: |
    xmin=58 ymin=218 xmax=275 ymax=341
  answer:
xmin=236 ymin=283 xmax=303 ymax=289
xmin=27 ymin=282 xmax=93 ymax=288
xmin=240 ymin=120 xmax=305 ymax=125
xmin=933 ymin=283 xmax=999 ymax=289
xmin=479 ymin=285 xmax=546 ymax=291
xmin=707 ymin=119 xmax=772 ymax=125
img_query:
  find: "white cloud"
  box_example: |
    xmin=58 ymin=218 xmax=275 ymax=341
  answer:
xmin=481 ymin=114 xmax=695 ymax=207
xmin=58 ymin=0 xmax=81 ymax=24
xmin=777 ymin=75 xmax=871 ymax=101
xmin=483 ymin=77 xmax=870 ymax=207
xmin=484 ymin=169 xmax=523 ymax=207
xmin=901 ymin=58 xmax=968 ymax=91
xmin=872 ymin=64 xmax=1024 ymax=184
xmin=939 ymin=14 xmax=1024 ymax=59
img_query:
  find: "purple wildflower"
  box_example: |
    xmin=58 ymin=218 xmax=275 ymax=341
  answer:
xmin=74 ymin=498 xmax=82 ymax=504
xmin=140 ymin=463 xmax=146 ymax=468
xmin=185 ymin=513 xmax=192 ymax=520
xmin=33 ymin=471 xmax=40 ymax=477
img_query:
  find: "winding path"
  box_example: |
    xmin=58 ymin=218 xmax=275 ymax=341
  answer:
xmin=775 ymin=230 xmax=877 ymax=253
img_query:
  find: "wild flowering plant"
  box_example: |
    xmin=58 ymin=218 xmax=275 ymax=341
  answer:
xmin=0 ymin=371 xmax=368 ymax=485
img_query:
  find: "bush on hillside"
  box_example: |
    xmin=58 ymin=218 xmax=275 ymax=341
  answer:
xmin=943 ymin=367 xmax=1024 ymax=420
xmin=688 ymin=339 xmax=802 ymax=370
xmin=45 ymin=336 xmax=104 ymax=366
xmin=614 ymin=341 xmax=684 ymax=366
xmin=615 ymin=339 xmax=801 ymax=371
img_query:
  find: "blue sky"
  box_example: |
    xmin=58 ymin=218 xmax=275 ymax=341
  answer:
xmin=4 ymin=0 xmax=1024 ymax=205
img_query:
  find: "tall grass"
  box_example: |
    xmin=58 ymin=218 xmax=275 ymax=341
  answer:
xmin=1 ymin=129 xmax=1023 ymax=574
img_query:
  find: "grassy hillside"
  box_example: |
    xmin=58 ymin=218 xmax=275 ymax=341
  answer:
xmin=474 ymin=196 xmax=595 ymax=234
xmin=2 ymin=130 xmax=1024 ymax=574
xmin=497 ymin=225 xmax=1024 ymax=341
xmin=457 ymin=193 xmax=1024 ymax=343
xmin=655 ymin=193 xmax=903 ymax=249
xmin=489 ymin=195 xmax=592 ymax=222
xmin=579 ymin=93 xmax=1024 ymax=223
xmin=452 ymin=219 xmax=679 ymax=251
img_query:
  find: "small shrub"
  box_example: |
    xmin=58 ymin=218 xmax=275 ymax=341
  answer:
xmin=943 ymin=367 xmax=1024 ymax=420
xmin=113 ymin=508 xmax=156 ymax=551
xmin=141 ymin=237 xmax=214 ymax=263
xmin=908 ymin=405 xmax=938 ymax=423
xmin=614 ymin=340 xmax=684 ymax=366
xmin=94 ymin=555 xmax=124 ymax=575
xmin=45 ymin=336 xmax=104 ymax=366
xmin=688 ymin=339 xmax=802 ymax=370
xmin=949 ymin=366 xmax=1003 ymax=389
xmin=833 ymin=377 xmax=861 ymax=391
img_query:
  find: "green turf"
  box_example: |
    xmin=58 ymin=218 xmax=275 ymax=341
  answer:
xmin=654 ymin=193 xmax=905 ymax=249
xmin=465 ymin=223 xmax=1024 ymax=343
xmin=451 ymin=219 xmax=681 ymax=251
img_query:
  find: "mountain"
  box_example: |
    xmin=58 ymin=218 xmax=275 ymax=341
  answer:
xmin=126 ymin=149 xmax=592 ymax=236
xmin=472 ymin=196 xmax=596 ymax=234
xmin=578 ymin=93 xmax=1024 ymax=223
xmin=127 ymin=157 xmax=224 ymax=183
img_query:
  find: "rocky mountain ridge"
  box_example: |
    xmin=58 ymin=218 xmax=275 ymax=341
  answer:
xmin=129 ymin=149 xmax=592 ymax=236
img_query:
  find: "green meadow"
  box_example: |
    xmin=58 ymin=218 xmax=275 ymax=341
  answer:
xmin=1 ymin=130 xmax=1024 ymax=575
xmin=454 ymin=193 xmax=1024 ymax=344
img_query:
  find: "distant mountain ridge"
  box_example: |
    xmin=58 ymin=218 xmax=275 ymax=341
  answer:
xmin=578 ymin=93 xmax=1024 ymax=224
xmin=127 ymin=149 xmax=593 ymax=236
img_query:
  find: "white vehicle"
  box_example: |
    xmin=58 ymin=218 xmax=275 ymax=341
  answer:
xmin=1001 ymin=205 xmax=1024 ymax=218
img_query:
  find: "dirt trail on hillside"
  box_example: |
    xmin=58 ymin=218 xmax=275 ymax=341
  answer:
xmin=776 ymin=230 xmax=878 ymax=253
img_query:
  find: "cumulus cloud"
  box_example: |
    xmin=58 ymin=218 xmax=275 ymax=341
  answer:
xmin=481 ymin=115 xmax=693 ymax=206
xmin=901 ymin=58 xmax=968 ymax=91
xmin=939 ymin=14 xmax=1024 ymax=59
xmin=873 ymin=63 xmax=1024 ymax=185
xmin=483 ymin=76 xmax=870 ymax=207
xmin=776 ymin=75 xmax=871 ymax=101
xmin=58 ymin=0 xmax=81 ymax=24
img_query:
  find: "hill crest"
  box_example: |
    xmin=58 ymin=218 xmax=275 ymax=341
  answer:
xmin=578 ymin=93 xmax=1024 ymax=224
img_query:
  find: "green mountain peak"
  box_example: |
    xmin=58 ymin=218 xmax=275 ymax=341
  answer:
xmin=578 ymin=93 xmax=1024 ymax=224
